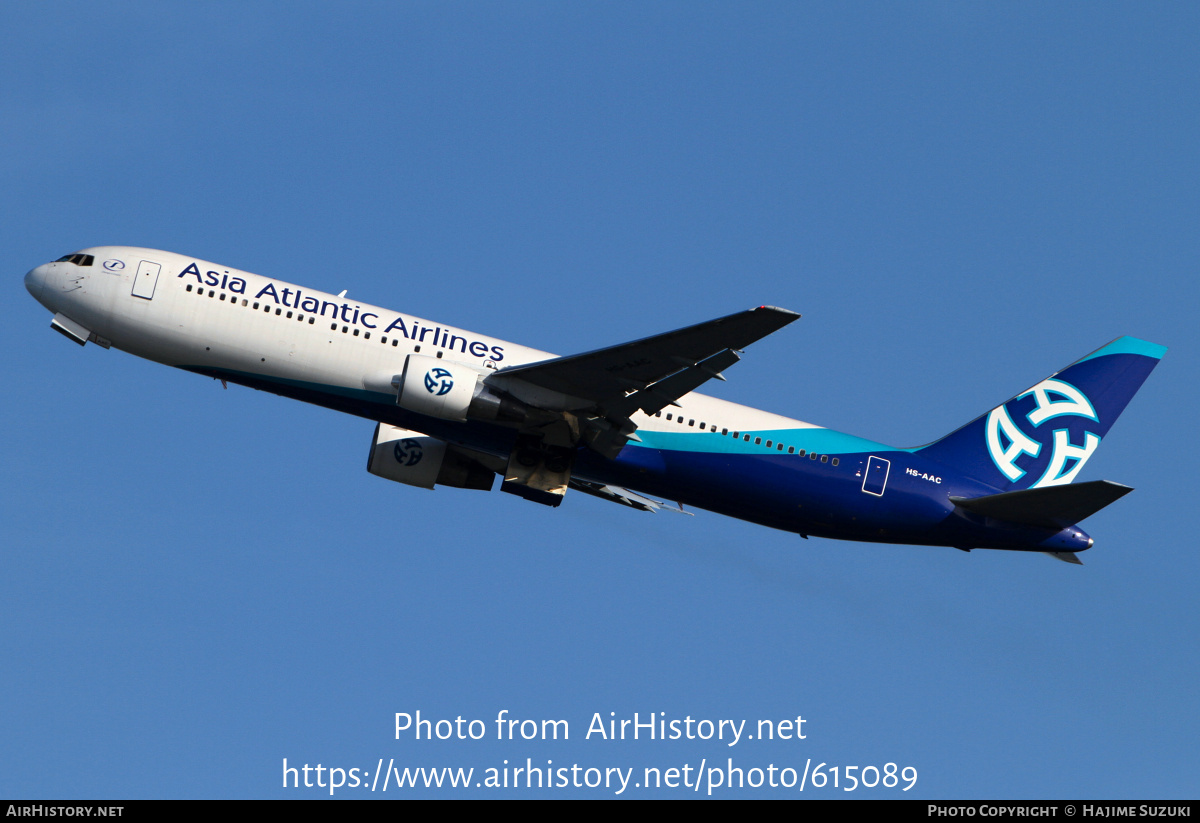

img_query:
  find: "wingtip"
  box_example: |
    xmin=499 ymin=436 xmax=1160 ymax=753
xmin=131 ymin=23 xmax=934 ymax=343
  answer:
xmin=755 ymin=305 xmax=801 ymax=317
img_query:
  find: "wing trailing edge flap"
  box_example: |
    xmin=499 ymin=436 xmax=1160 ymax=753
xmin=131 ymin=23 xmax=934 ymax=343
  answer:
xmin=606 ymin=347 xmax=743 ymax=418
xmin=949 ymin=480 xmax=1133 ymax=530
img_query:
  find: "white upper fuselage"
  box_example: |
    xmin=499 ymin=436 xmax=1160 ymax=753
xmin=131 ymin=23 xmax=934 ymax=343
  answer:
xmin=24 ymin=247 xmax=813 ymax=444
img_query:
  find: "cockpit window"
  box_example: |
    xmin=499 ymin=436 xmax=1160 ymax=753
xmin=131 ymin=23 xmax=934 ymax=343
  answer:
xmin=54 ymin=253 xmax=94 ymax=266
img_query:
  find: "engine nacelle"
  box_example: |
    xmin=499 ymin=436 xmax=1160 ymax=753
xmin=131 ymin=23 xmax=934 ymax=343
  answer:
xmin=394 ymin=355 xmax=481 ymax=422
xmin=366 ymin=423 xmax=494 ymax=491
xmin=392 ymin=354 xmax=529 ymax=425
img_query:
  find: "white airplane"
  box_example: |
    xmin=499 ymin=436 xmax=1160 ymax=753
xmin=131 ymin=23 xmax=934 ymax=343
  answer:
xmin=24 ymin=247 xmax=1165 ymax=560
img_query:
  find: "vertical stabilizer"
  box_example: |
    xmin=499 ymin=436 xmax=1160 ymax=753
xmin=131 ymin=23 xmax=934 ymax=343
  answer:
xmin=917 ymin=337 xmax=1166 ymax=491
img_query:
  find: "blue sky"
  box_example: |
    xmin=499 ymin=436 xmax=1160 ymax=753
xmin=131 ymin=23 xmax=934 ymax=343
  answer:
xmin=2 ymin=3 xmax=1196 ymax=798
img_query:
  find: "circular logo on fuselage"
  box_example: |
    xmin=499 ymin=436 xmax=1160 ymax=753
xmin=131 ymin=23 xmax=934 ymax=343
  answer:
xmin=103 ymin=259 xmax=125 ymax=272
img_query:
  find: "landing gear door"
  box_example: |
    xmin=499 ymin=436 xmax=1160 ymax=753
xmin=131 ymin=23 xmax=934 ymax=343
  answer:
xmin=131 ymin=260 xmax=161 ymax=300
xmin=500 ymin=433 xmax=573 ymax=507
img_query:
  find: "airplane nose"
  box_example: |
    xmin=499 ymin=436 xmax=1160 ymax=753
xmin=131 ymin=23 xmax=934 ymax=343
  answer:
xmin=24 ymin=264 xmax=49 ymax=303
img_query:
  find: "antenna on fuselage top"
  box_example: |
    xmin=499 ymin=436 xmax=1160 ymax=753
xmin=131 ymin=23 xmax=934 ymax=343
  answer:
xmin=337 ymin=290 xmax=347 ymax=298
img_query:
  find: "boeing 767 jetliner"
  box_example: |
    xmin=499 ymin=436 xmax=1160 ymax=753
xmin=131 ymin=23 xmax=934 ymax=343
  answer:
xmin=25 ymin=248 xmax=1166 ymax=563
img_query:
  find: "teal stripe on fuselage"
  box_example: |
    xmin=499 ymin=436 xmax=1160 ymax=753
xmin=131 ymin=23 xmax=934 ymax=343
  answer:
xmin=632 ymin=427 xmax=892 ymax=456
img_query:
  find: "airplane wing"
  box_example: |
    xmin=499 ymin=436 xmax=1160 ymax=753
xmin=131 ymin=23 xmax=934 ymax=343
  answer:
xmin=492 ymin=306 xmax=799 ymax=418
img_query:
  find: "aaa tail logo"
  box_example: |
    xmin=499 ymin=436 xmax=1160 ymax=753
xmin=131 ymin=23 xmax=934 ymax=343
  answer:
xmin=985 ymin=378 xmax=1100 ymax=488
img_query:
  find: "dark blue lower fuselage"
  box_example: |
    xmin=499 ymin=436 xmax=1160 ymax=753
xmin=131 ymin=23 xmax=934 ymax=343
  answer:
xmin=194 ymin=365 xmax=1092 ymax=555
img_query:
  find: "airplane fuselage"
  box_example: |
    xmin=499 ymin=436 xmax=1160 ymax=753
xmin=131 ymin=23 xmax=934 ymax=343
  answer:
xmin=28 ymin=247 xmax=1151 ymax=557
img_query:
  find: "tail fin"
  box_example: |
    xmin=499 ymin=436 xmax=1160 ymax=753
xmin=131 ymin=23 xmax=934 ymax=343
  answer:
xmin=917 ymin=336 xmax=1166 ymax=491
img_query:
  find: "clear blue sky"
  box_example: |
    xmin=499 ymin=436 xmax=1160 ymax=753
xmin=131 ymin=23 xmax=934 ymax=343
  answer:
xmin=2 ymin=2 xmax=1196 ymax=798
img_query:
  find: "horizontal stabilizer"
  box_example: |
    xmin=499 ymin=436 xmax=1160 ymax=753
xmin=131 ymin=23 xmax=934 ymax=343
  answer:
xmin=1042 ymin=551 xmax=1084 ymax=565
xmin=950 ymin=480 xmax=1133 ymax=530
xmin=568 ymin=478 xmax=693 ymax=514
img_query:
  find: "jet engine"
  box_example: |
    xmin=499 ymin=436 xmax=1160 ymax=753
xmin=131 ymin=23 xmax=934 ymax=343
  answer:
xmin=393 ymin=354 xmax=527 ymax=424
xmin=366 ymin=423 xmax=494 ymax=491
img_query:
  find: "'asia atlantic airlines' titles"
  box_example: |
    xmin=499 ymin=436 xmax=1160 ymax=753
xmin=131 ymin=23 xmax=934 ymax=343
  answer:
xmin=177 ymin=262 xmax=506 ymax=362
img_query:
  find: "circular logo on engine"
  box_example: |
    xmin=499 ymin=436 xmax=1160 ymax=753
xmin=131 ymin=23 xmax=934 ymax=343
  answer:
xmin=424 ymin=367 xmax=454 ymax=396
xmin=103 ymin=259 xmax=125 ymax=271
xmin=394 ymin=438 xmax=423 ymax=467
